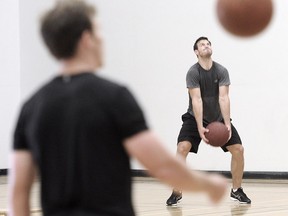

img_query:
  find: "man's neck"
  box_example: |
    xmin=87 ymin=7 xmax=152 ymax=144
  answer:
xmin=59 ymin=57 xmax=98 ymax=76
xmin=198 ymin=57 xmax=213 ymax=70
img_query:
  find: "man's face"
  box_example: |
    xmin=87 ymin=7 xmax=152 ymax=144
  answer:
xmin=195 ymin=40 xmax=212 ymax=58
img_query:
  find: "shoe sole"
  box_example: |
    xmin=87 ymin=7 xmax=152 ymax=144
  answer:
xmin=230 ymin=197 xmax=251 ymax=204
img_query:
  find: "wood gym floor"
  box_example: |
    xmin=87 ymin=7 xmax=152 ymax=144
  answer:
xmin=1 ymin=176 xmax=288 ymax=216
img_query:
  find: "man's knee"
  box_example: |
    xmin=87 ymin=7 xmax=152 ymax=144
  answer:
xmin=177 ymin=141 xmax=192 ymax=155
xmin=228 ymin=144 xmax=244 ymax=156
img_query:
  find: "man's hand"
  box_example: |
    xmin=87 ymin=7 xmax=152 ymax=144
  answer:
xmin=198 ymin=126 xmax=209 ymax=143
xmin=226 ymin=124 xmax=232 ymax=141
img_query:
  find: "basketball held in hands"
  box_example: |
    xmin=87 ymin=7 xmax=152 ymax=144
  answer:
xmin=205 ymin=122 xmax=229 ymax=147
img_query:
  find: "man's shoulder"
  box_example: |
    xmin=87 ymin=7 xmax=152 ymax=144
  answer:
xmin=23 ymin=74 xmax=128 ymax=107
xmin=213 ymin=61 xmax=227 ymax=71
xmin=188 ymin=62 xmax=199 ymax=70
xmin=89 ymin=74 xmax=126 ymax=90
xmin=187 ymin=63 xmax=199 ymax=74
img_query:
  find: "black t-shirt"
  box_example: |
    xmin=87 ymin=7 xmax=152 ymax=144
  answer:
xmin=13 ymin=72 xmax=148 ymax=216
xmin=186 ymin=61 xmax=230 ymax=123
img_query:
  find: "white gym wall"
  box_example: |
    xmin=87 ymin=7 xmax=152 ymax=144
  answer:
xmin=1 ymin=0 xmax=288 ymax=172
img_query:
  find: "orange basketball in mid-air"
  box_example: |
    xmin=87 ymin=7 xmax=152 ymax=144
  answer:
xmin=216 ymin=0 xmax=273 ymax=37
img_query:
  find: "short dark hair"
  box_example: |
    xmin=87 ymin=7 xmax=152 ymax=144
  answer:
xmin=40 ymin=0 xmax=96 ymax=59
xmin=193 ymin=36 xmax=211 ymax=51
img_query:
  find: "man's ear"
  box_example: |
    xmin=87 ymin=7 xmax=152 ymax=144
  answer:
xmin=79 ymin=30 xmax=93 ymax=49
xmin=194 ymin=49 xmax=199 ymax=56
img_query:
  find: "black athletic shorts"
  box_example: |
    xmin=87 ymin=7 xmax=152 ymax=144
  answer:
xmin=177 ymin=112 xmax=242 ymax=153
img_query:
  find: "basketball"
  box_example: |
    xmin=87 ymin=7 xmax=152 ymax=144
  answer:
xmin=205 ymin=122 xmax=229 ymax=147
xmin=216 ymin=0 xmax=273 ymax=37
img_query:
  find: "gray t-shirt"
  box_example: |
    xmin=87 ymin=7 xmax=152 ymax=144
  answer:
xmin=186 ymin=61 xmax=230 ymax=123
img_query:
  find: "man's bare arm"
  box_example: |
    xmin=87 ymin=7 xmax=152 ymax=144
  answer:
xmin=219 ymin=85 xmax=231 ymax=138
xmin=189 ymin=88 xmax=209 ymax=143
xmin=9 ymin=150 xmax=36 ymax=216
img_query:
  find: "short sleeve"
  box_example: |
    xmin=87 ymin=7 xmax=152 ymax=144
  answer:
xmin=13 ymin=104 xmax=30 ymax=150
xmin=218 ymin=67 xmax=231 ymax=86
xmin=110 ymin=87 xmax=148 ymax=139
xmin=186 ymin=66 xmax=200 ymax=88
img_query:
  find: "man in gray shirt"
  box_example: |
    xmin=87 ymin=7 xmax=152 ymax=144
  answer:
xmin=166 ymin=36 xmax=251 ymax=206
